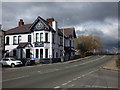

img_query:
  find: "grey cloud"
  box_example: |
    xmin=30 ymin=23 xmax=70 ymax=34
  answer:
xmin=2 ymin=2 xmax=118 ymax=29
xmin=2 ymin=2 xmax=118 ymax=51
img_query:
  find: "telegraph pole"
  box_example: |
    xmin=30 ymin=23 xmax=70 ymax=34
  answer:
xmin=62 ymin=20 xmax=64 ymax=62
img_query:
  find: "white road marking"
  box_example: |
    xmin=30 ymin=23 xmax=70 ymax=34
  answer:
xmin=55 ymin=69 xmax=59 ymax=71
xmin=62 ymin=83 xmax=68 ymax=86
xmin=55 ymin=69 xmax=100 ymax=88
xmin=54 ymin=86 xmax=61 ymax=88
xmin=74 ymin=65 xmax=78 ymax=67
xmin=67 ymin=80 xmax=72 ymax=83
xmin=3 ymin=75 xmax=29 ymax=82
xmin=78 ymin=56 xmax=105 ymax=66
xmin=86 ymin=85 xmax=118 ymax=88
xmin=73 ymin=78 xmax=77 ymax=81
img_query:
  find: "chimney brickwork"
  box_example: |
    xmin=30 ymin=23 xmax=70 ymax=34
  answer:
xmin=19 ymin=19 xmax=24 ymax=26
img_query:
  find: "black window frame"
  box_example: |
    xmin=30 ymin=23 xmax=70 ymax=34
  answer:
xmin=18 ymin=36 xmax=21 ymax=44
xmin=53 ymin=49 xmax=54 ymax=58
xmin=52 ymin=34 xmax=54 ymax=43
xmin=6 ymin=37 xmax=9 ymax=45
xmin=45 ymin=49 xmax=48 ymax=58
xmin=36 ymin=49 xmax=39 ymax=58
xmin=28 ymin=35 xmax=31 ymax=43
xmin=36 ymin=33 xmax=39 ymax=42
xmin=40 ymin=49 xmax=43 ymax=59
xmin=40 ymin=33 xmax=43 ymax=42
xmin=45 ymin=33 xmax=48 ymax=42
xmin=13 ymin=36 xmax=17 ymax=45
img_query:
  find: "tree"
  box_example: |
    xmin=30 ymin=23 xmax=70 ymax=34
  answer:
xmin=75 ymin=35 xmax=103 ymax=55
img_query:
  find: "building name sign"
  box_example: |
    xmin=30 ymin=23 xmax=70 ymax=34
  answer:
xmin=35 ymin=42 xmax=44 ymax=47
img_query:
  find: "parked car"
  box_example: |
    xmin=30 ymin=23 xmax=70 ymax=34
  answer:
xmin=20 ymin=58 xmax=35 ymax=66
xmin=0 ymin=57 xmax=22 ymax=68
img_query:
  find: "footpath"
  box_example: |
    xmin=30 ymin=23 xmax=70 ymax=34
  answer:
xmin=102 ymin=57 xmax=119 ymax=71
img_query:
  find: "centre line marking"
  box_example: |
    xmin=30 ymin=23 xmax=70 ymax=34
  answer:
xmin=54 ymin=86 xmax=60 ymax=88
xmin=54 ymin=69 xmax=100 ymax=88
xmin=3 ymin=75 xmax=29 ymax=82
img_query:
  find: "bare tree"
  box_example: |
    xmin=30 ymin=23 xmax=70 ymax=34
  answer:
xmin=75 ymin=35 xmax=103 ymax=55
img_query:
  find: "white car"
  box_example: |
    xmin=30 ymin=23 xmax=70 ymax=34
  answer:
xmin=0 ymin=58 xmax=22 ymax=68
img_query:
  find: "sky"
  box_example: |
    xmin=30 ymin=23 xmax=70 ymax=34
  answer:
xmin=2 ymin=2 xmax=118 ymax=52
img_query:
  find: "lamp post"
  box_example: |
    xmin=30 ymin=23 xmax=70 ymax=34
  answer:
xmin=63 ymin=20 xmax=64 ymax=57
xmin=61 ymin=20 xmax=65 ymax=62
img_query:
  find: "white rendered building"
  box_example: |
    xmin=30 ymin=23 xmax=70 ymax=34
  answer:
xmin=5 ymin=16 xmax=76 ymax=62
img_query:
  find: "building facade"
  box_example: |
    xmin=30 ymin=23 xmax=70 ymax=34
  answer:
xmin=5 ymin=16 xmax=76 ymax=62
xmin=0 ymin=25 xmax=5 ymax=60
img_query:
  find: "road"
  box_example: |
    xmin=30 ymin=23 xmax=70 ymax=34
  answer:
xmin=2 ymin=55 xmax=119 ymax=89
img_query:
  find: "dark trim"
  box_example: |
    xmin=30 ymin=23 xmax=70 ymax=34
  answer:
xmin=52 ymin=42 xmax=55 ymax=44
xmin=13 ymin=43 xmax=18 ymax=45
xmin=5 ymin=32 xmax=30 ymax=35
xmin=59 ymin=44 xmax=63 ymax=47
xmin=43 ymin=42 xmax=50 ymax=43
xmin=5 ymin=44 xmax=9 ymax=45
xmin=34 ymin=42 xmax=44 ymax=47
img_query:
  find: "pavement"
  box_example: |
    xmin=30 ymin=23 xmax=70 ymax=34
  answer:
xmin=2 ymin=55 xmax=119 ymax=89
xmin=102 ymin=56 xmax=119 ymax=71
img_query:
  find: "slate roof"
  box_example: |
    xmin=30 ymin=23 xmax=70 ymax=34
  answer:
xmin=58 ymin=28 xmax=76 ymax=38
xmin=17 ymin=42 xmax=33 ymax=49
xmin=5 ymin=24 xmax=32 ymax=35
xmin=5 ymin=16 xmax=76 ymax=38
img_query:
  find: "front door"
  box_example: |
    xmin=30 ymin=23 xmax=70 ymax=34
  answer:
xmin=26 ymin=49 xmax=30 ymax=58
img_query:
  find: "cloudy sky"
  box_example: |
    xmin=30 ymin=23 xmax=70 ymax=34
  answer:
xmin=2 ymin=2 xmax=118 ymax=52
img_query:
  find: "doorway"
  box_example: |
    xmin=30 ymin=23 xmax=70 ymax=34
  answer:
xmin=26 ymin=49 xmax=30 ymax=58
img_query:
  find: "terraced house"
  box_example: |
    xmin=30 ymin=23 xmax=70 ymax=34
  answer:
xmin=5 ymin=16 xmax=76 ymax=62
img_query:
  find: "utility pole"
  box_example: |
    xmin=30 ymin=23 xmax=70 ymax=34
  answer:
xmin=62 ymin=20 xmax=64 ymax=62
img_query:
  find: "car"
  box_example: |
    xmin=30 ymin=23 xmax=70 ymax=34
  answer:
xmin=20 ymin=58 xmax=35 ymax=66
xmin=0 ymin=57 xmax=22 ymax=68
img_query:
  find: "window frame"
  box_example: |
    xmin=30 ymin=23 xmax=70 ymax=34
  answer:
xmin=36 ymin=49 xmax=39 ymax=58
xmin=28 ymin=35 xmax=31 ymax=43
xmin=6 ymin=36 xmax=9 ymax=45
xmin=36 ymin=33 xmax=39 ymax=42
xmin=18 ymin=36 xmax=21 ymax=44
xmin=45 ymin=49 xmax=48 ymax=58
xmin=40 ymin=49 xmax=43 ymax=59
xmin=45 ymin=33 xmax=48 ymax=42
xmin=13 ymin=36 xmax=17 ymax=45
xmin=40 ymin=33 xmax=43 ymax=42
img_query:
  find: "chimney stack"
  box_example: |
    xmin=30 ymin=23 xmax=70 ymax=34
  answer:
xmin=46 ymin=17 xmax=54 ymax=26
xmin=19 ymin=19 xmax=24 ymax=26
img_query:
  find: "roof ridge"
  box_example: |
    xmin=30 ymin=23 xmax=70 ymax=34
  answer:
xmin=6 ymin=24 xmax=32 ymax=31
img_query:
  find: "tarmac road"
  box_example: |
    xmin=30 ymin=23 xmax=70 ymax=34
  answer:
xmin=2 ymin=55 xmax=119 ymax=89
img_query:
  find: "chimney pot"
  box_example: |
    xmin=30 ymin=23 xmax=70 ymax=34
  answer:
xmin=19 ymin=19 xmax=24 ymax=26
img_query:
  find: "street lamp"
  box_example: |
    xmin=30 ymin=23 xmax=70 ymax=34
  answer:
xmin=61 ymin=20 xmax=65 ymax=62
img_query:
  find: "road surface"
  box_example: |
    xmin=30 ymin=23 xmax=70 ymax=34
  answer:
xmin=2 ymin=55 xmax=119 ymax=89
